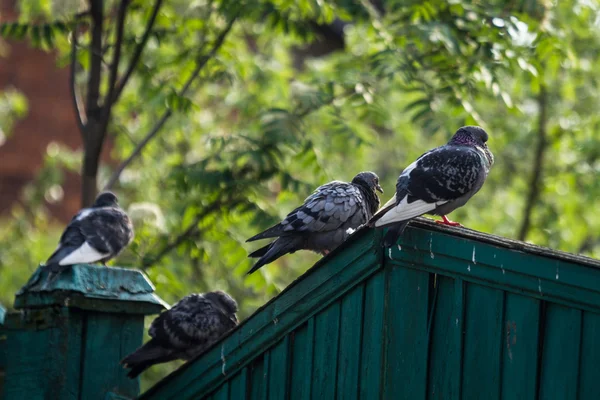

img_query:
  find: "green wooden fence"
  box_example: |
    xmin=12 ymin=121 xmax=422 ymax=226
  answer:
xmin=1 ymin=220 xmax=599 ymax=399
xmin=139 ymin=220 xmax=600 ymax=400
xmin=0 ymin=265 xmax=167 ymax=400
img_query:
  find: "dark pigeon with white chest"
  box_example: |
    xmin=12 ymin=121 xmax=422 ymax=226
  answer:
xmin=44 ymin=191 xmax=134 ymax=272
xmin=370 ymin=126 xmax=494 ymax=246
xmin=121 ymin=290 xmax=238 ymax=378
xmin=246 ymin=171 xmax=383 ymax=274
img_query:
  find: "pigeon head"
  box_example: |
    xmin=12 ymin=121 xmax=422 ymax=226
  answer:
xmin=205 ymin=291 xmax=239 ymax=322
xmin=93 ymin=191 xmax=119 ymax=208
xmin=449 ymin=126 xmax=494 ymax=166
xmin=449 ymin=126 xmax=488 ymax=146
xmin=352 ymin=171 xmax=383 ymax=194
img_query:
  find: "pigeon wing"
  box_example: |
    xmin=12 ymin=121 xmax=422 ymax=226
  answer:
xmin=78 ymin=208 xmax=133 ymax=255
xmin=374 ymin=146 xmax=484 ymax=227
xmin=149 ymin=294 xmax=233 ymax=351
xmin=247 ymin=181 xmax=367 ymax=241
xmin=282 ymin=182 xmax=366 ymax=233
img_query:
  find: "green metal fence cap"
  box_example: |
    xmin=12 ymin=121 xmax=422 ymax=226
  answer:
xmin=14 ymin=264 xmax=169 ymax=314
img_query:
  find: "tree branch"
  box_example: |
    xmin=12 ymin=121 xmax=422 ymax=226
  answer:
xmin=69 ymin=28 xmax=87 ymax=134
xmin=103 ymin=14 xmax=238 ymax=190
xmin=112 ymin=0 xmax=163 ymax=103
xmin=98 ymin=0 xmax=128 ymax=138
xmin=142 ymin=199 xmax=237 ymax=270
xmin=517 ymin=84 xmax=548 ymax=241
xmin=81 ymin=0 xmax=105 ymax=207
xmin=85 ymin=0 xmax=104 ymax=119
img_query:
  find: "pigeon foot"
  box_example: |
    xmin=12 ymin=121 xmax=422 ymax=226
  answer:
xmin=435 ymin=215 xmax=462 ymax=227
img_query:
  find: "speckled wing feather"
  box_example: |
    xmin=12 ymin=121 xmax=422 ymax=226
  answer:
xmin=247 ymin=181 xmax=369 ymax=241
xmin=45 ymin=207 xmax=133 ymax=269
xmin=373 ymin=146 xmax=486 ymax=228
xmin=149 ymin=294 xmax=237 ymax=353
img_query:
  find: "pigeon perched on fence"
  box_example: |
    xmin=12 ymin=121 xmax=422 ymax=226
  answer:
xmin=44 ymin=191 xmax=134 ymax=272
xmin=121 ymin=291 xmax=238 ymax=378
xmin=370 ymin=126 xmax=494 ymax=247
xmin=246 ymin=171 xmax=383 ymax=274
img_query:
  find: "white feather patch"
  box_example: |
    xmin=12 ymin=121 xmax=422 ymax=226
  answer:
xmin=401 ymin=160 xmax=419 ymax=177
xmin=373 ymin=160 xmax=419 ymax=217
xmin=76 ymin=209 xmax=93 ymax=221
xmin=58 ymin=242 xmax=109 ymax=265
xmin=374 ymin=196 xmax=446 ymax=227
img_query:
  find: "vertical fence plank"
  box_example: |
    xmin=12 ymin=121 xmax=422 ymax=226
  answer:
xmin=578 ymin=311 xmax=600 ymax=400
xmin=359 ymin=272 xmax=385 ymax=400
xmin=211 ymin=381 xmax=229 ymax=400
xmin=538 ymin=304 xmax=582 ymax=400
xmin=268 ymin=336 xmax=290 ymax=400
xmin=383 ymin=264 xmax=429 ymax=400
xmin=500 ymin=293 xmax=540 ymax=400
xmin=313 ymin=302 xmax=341 ymax=399
xmin=461 ymin=284 xmax=504 ymax=400
xmin=336 ymin=285 xmax=364 ymax=400
xmin=248 ymin=355 xmax=266 ymax=400
xmin=427 ymin=276 xmax=461 ymax=400
xmin=289 ymin=319 xmax=314 ymax=400
xmin=228 ymin=368 xmax=248 ymax=400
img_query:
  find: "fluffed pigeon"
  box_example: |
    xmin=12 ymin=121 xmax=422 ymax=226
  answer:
xmin=246 ymin=171 xmax=383 ymax=274
xmin=44 ymin=191 xmax=134 ymax=272
xmin=121 ymin=290 xmax=238 ymax=378
xmin=370 ymin=126 xmax=494 ymax=246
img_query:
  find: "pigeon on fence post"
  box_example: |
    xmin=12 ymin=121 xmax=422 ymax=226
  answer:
xmin=44 ymin=191 xmax=134 ymax=272
xmin=121 ymin=290 xmax=239 ymax=378
xmin=370 ymin=126 xmax=494 ymax=247
xmin=245 ymin=171 xmax=383 ymax=274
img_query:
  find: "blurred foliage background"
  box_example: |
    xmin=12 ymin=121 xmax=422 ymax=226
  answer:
xmin=1 ymin=0 xmax=600 ymax=389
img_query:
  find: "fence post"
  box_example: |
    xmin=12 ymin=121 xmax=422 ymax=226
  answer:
xmin=1 ymin=264 xmax=168 ymax=400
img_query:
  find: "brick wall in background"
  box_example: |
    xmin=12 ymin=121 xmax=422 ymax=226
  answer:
xmin=0 ymin=2 xmax=112 ymax=222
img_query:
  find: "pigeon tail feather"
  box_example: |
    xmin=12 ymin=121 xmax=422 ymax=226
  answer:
xmin=45 ymin=245 xmax=76 ymax=267
xmin=382 ymin=221 xmax=410 ymax=247
xmin=121 ymin=339 xmax=177 ymax=379
xmin=245 ymin=224 xmax=285 ymax=242
xmin=368 ymin=201 xmax=396 ymax=227
xmin=247 ymin=237 xmax=301 ymax=275
xmin=248 ymin=242 xmax=273 ymax=258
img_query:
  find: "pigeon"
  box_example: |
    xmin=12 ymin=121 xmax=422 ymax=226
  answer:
xmin=44 ymin=191 xmax=134 ymax=272
xmin=121 ymin=290 xmax=238 ymax=378
xmin=246 ymin=171 xmax=383 ymax=274
xmin=370 ymin=126 xmax=494 ymax=247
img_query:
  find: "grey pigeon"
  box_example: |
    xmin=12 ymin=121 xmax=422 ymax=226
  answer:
xmin=246 ymin=171 xmax=383 ymax=274
xmin=44 ymin=191 xmax=134 ymax=272
xmin=370 ymin=126 xmax=494 ymax=246
xmin=121 ymin=290 xmax=238 ymax=378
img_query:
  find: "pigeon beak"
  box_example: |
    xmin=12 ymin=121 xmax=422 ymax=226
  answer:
xmin=376 ymin=184 xmax=384 ymax=194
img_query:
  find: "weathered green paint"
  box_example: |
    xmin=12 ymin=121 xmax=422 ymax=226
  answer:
xmin=427 ymin=276 xmax=462 ymax=400
xmin=500 ymin=293 xmax=540 ymax=400
xmin=461 ymin=284 xmax=504 ymax=400
xmin=267 ymin=336 xmax=290 ymax=400
xmin=2 ymin=264 xmax=166 ymax=400
xmin=248 ymin=356 xmax=266 ymax=400
xmin=383 ymin=266 xmax=429 ymax=399
xmin=139 ymin=220 xmax=600 ymax=400
xmin=358 ymin=272 xmax=385 ymax=400
xmin=15 ymin=264 xmax=168 ymax=313
xmin=227 ymin=368 xmax=247 ymax=400
xmin=336 ymin=285 xmax=363 ymax=400
xmin=289 ymin=319 xmax=314 ymax=400
xmin=312 ymin=302 xmax=340 ymax=399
